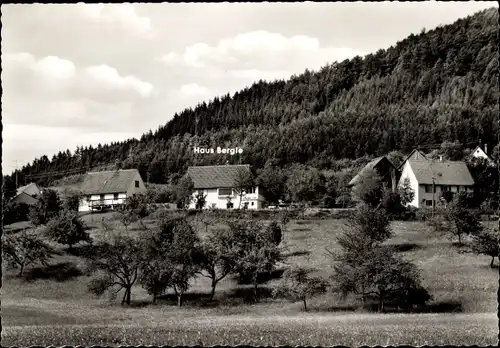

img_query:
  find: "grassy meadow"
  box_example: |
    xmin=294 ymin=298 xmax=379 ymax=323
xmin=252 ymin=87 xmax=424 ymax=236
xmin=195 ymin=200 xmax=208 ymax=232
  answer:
xmin=1 ymin=212 xmax=498 ymax=346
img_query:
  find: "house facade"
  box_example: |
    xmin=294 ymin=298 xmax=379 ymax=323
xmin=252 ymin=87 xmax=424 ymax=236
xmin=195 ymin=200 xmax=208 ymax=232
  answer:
xmin=187 ymin=164 xmax=266 ymax=210
xmin=398 ymin=160 xmax=474 ymax=208
xmin=52 ymin=169 xmax=147 ymax=212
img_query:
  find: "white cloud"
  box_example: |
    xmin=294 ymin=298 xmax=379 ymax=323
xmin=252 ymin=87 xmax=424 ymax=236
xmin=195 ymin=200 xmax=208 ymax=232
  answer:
xmin=180 ymin=83 xmax=208 ymax=97
xmin=159 ymin=30 xmax=365 ymax=72
xmin=3 ymin=52 xmax=76 ymax=80
xmin=77 ymin=3 xmax=153 ymax=37
xmin=85 ymin=64 xmax=154 ymax=98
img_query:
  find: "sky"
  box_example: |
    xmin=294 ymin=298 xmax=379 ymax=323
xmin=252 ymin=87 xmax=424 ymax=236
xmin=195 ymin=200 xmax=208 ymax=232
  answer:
xmin=2 ymin=2 xmax=497 ymax=175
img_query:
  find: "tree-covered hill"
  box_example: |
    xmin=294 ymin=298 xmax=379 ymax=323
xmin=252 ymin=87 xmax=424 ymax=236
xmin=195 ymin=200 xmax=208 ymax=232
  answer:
xmin=7 ymin=7 xmax=499 ymax=187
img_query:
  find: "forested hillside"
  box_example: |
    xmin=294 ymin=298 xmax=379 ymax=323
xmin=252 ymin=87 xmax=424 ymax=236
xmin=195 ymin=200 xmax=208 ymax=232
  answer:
xmin=6 ymin=8 xmax=499 ymax=188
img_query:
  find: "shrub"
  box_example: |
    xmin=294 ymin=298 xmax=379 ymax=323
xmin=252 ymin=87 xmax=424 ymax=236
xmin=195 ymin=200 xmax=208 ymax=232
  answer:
xmin=273 ymin=265 xmax=329 ymax=311
xmin=2 ymin=230 xmax=57 ymax=276
xmin=44 ymin=210 xmax=91 ymax=251
xmin=29 ymin=189 xmax=62 ymax=226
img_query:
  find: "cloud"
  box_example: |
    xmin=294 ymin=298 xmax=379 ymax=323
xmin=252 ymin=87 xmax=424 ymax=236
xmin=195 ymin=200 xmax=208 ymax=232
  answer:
xmin=180 ymin=83 xmax=208 ymax=97
xmin=85 ymin=64 xmax=154 ymax=98
xmin=159 ymin=30 xmax=365 ymax=73
xmin=2 ymin=123 xmax=139 ymax=173
xmin=77 ymin=3 xmax=154 ymax=37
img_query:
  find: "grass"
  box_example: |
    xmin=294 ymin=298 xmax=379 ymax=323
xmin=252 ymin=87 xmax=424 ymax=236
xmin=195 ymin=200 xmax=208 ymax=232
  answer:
xmin=2 ymin=214 xmax=498 ymax=346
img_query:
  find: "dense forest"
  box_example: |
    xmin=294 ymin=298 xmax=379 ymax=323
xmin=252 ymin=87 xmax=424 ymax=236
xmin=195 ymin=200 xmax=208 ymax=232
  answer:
xmin=5 ymin=8 xmax=499 ymax=189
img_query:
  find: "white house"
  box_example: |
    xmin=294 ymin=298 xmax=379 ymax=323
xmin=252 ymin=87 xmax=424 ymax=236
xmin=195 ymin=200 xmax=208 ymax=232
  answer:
xmin=470 ymin=145 xmax=495 ymax=166
xmin=398 ymin=159 xmax=474 ymax=208
xmin=52 ymin=169 xmax=147 ymax=212
xmin=186 ymin=164 xmax=266 ymax=210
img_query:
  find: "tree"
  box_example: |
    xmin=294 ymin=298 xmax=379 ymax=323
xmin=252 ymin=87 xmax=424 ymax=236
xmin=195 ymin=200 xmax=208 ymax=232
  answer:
xmin=193 ymin=228 xmax=237 ymax=300
xmin=285 ymin=166 xmax=326 ymax=206
xmin=398 ymin=178 xmax=415 ymax=206
xmin=257 ymin=165 xmax=287 ymax=204
xmin=266 ymin=221 xmax=283 ymax=246
xmin=64 ymin=190 xmax=82 ymax=212
xmin=351 ymin=169 xmax=384 ymax=208
xmin=44 ymin=209 xmax=91 ymax=251
xmin=159 ymin=217 xmax=200 ymax=307
xmin=3 ymin=175 xmax=17 ymax=200
xmin=85 ymin=232 xmax=143 ymax=305
xmin=194 ymin=191 xmax=207 ymax=210
xmin=233 ymin=167 xmax=254 ymax=209
xmin=273 ymin=265 xmax=329 ymax=311
xmin=228 ymin=219 xmax=284 ymax=301
xmin=346 ymin=204 xmax=393 ymax=246
xmin=470 ymin=230 xmax=499 ymax=267
xmin=3 ymin=202 xmax=30 ymax=225
xmin=445 ymin=193 xmax=483 ymax=245
xmin=28 ymin=189 xmax=62 ymax=226
xmin=2 ymin=230 xmax=57 ymax=276
xmin=386 ymin=150 xmax=406 ymax=169
xmin=175 ymin=175 xmax=194 ymax=209
xmin=125 ymin=193 xmax=152 ymax=229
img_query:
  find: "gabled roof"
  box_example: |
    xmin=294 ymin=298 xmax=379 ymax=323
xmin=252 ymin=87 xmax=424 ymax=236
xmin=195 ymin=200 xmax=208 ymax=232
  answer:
xmin=16 ymin=182 xmax=41 ymax=196
xmin=470 ymin=146 xmax=493 ymax=161
xmin=77 ymin=169 xmax=141 ymax=195
xmin=348 ymin=156 xmax=396 ymax=186
xmin=11 ymin=191 xmax=39 ymax=205
xmin=397 ymin=149 xmax=428 ymax=170
xmin=408 ymin=160 xmax=474 ymax=186
xmin=187 ymin=164 xmax=251 ymax=189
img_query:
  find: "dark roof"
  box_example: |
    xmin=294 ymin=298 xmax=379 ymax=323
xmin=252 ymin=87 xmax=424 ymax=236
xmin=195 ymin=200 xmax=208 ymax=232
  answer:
xmin=408 ymin=160 xmax=474 ymax=186
xmin=16 ymin=182 xmax=40 ymax=195
xmin=11 ymin=191 xmax=38 ymax=205
xmin=348 ymin=157 xmax=395 ymax=186
xmin=76 ymin=169 xmax=141 ymax=195
xmin=397 ymin=149 xmax=428 ymax=170
xmin=187 ymin=165 xmax=251 ymax=189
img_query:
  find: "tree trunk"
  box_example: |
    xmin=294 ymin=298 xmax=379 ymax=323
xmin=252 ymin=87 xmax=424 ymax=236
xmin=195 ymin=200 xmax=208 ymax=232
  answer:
xmin=126 ymin=287 xmax=131 ymax=305
xmin=152 ymin=293 xmax=157 ymax=305
xmin=253 ymin=274 xmax=259 ymax=302
xmin=458 ymin=233 xmax=462 ymax=245
xmin=491 ymin=256 xmax=495 ymax=268
xmin=209 ymin=279 xmax=217 ymax=301
xmin=177 ymin=293 xmax=183 ymax=307
xmin=379 ymin=294 xmax=384 ymax=313
xmin=303 ymin=298 xmax=307 ymax=312
xmin=18 ymin=265 xmax=24 ymax=277
xmin=121 ymin=289 xmax=127 ymax=305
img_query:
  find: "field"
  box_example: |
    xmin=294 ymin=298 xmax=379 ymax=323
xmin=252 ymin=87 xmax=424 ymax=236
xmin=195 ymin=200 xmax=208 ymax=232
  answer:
xmin=2 ymin=213 xmax=498 ymax=346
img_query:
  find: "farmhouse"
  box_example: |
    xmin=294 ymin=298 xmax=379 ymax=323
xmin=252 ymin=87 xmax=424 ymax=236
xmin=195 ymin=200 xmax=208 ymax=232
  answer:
xmin=10 ymin=183 xmax=42 ymax=205
xmin=53 ymin=169 xmax=147 ymax=212
xmin=398 ymin=159 xmax=474 ymax=208
xmin=470 ymin=145 xmax=495 ymax=166
xmin=186 ymin=164 xmax=266 ymax=210
xmin=348 ymin=156 xmax=399 ymax=191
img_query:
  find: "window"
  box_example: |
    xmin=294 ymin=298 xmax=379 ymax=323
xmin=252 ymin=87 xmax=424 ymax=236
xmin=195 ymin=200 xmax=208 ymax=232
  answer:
xmin=114 ymin=193 xmax=119 ymax=200
xmin=135 ymin=180 xmax=140 ymax=188
xmin=218 ymin=188 xmax=232 ymax=196
xmin=456 ymin=186 xmax=460 ymax=192
xmin=87 ymin=195 xmax=91 ymax=202
xmin=100 ymin=194 xmax=105 ymax=200
xmin=251 ymin=202 xmax=254 ymax=206
xmin=442 ymin=185 xmax=449 ymax=192
xmin=424 ymin=185 xmax=432 ymax=193
xmin=246 ymin=187 xmax=256 ymax=194
xmin=425 ymin=200 xmax=433 ymax=207
xmin=226 ymin=202 xmax=234 ymax=209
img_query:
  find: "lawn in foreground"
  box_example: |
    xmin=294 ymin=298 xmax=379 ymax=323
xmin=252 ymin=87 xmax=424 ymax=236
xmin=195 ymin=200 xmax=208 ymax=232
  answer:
xmin=2 ymin=216 xmax=498 ymax=346
xmin=2 ymin=312 xmax=496 ymax=346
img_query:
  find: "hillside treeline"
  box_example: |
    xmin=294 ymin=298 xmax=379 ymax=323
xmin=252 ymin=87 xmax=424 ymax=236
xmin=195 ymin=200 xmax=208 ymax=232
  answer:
xmin=6 ymin=8 xmax=499 ymax=187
